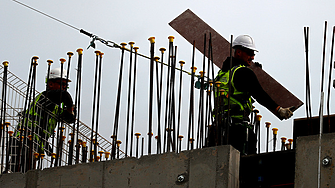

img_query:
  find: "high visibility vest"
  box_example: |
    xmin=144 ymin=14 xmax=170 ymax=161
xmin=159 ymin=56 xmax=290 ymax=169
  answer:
xmin=214 ymin=65 xmax=253 ymax=120
xmin=17 ymin=93 xmax=61 ymax=141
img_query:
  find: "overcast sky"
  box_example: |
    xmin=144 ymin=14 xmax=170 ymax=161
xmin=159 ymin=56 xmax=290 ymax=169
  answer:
xmin=1 ymin=0 xmax=335 ymax=154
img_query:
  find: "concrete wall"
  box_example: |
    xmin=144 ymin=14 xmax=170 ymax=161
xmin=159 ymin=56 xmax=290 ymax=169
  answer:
xmin=295 ymin=132 xmax=335 ymax=188
xmin=0 ymin=145 xmax=240 ymax=188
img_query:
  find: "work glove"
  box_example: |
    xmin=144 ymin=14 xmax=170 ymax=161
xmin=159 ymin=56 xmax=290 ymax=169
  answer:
xmin=254 ymin=62 xmax=262 ymax=69
xmin=60 ymin=108 xmax=75 ymax=123
xmin=278 ymin=106 xmax=294 ymax=120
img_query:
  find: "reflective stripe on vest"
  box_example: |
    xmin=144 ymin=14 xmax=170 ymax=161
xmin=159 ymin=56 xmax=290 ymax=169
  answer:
xmin=214 ymin=65 xmax=253 ymax=119
xmin=17 ymin=93 xmax=60 ymax=139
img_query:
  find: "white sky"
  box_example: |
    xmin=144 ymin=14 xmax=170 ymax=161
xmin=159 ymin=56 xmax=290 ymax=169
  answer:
xmin=1 ymin=0 xmax=335 ymax=154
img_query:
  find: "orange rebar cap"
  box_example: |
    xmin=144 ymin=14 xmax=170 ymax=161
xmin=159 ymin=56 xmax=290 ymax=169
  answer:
xmin=265 ymin=122 xmax=271 ymax=128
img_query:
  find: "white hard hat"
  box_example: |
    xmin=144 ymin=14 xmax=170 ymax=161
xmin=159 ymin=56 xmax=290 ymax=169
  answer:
xmin=47 ymin=67 xmax=71 ymax=82
xmin=232 ymin=35 xmax=258 ymax=52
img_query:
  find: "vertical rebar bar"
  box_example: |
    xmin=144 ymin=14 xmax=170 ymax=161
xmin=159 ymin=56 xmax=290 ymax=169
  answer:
xmin=272 ymin=128 xmax=278 ymax=152
xmin=157 ymin=48 xmax=166 ymax=154
xmin=164 ymin=36 xmax=174 ymax=153
xmin=94 ymin=52 xmax=104 ymax=162
xmin=90 ymin=51 xmax=100 ymax=162
xmin=176 ymin=61 xmax=184 ymax=152
xmin=112 ymin=43 xmax=127 ymax=159
xmin=148 ymin=37 xmax=155 ymax=155
xmin=187 ymin=40 xmax=196 ymax=150
xmin=326 ymin=26 xmax=335 ymax=132
xmin=135 ymin=133 xmax=141 ymax=158
xmin=75 ymin=48 xmax=83 ymax=164
xmin=125 ymin=42 xmax=134 ymax=157
xmin=1 ymin=61 xmax=9 ymax=172
xmin=154 ymin=56 xmax=162 ymax=154
xmin=66 ymin=52 xmax=74 ymax=165
xmin=55 ymin=58 xmax=66 ymax=167
xmin=130 ymin=47 xmax=139 ymax=157
xmin=265 ymin=122 xmax=270 ymax=153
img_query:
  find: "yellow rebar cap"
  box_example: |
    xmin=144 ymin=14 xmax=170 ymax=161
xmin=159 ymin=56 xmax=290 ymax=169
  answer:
xmin=148 ymin=37 xmax=155 ymax=43
xmin=135 ymin=133 xmax=141 ymax=137
xmin=95 ymin=50 xmax=101 ymax=55
xmin=120 ymin=42 xmax=127 ymax=48
xmin=2 ymin=61 xmax=9 ymax=67
xmin=215 ymin=81 xmax=221 ymax=87
xmin=168 ymin=36 xmax=175 ymax=42
xmin=59 ymin=58 xmax=66 ymax=64
xmin=128 ymin=41 xmax=135 ymax=47
xmin=272 ymin=128 xmax=278 ymax=135
xmin=67 ymin=52 xmax=74 ymax=57
xmin=77 ymin=48 xmax=83 ymax=55
xmin=159 ymin=47 xmax=166 ymax=52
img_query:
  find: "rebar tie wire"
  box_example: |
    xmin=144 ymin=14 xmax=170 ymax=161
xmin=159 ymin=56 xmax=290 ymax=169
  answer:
xmin=12 ymin=0 xmax=211 ymax=80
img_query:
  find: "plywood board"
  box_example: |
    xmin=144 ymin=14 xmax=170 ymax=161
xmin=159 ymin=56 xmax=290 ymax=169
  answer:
xmin=169 ymin=9 xmax=303 ymax=119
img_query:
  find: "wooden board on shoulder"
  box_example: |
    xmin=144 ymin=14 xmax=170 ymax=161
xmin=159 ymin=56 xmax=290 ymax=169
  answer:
xmin=169 ymin=9 xmax=303 ymax=119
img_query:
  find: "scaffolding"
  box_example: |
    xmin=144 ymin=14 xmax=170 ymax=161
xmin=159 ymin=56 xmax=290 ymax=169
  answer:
xmin=0 ymin=64 xmax=125 ymax=173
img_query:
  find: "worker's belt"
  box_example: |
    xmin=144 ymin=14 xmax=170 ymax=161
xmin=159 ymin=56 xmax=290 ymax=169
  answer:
xmin=223 ymin=104 xmax=251 ymax=117
xmin=239 ymin=122 xmax=253 ymax=130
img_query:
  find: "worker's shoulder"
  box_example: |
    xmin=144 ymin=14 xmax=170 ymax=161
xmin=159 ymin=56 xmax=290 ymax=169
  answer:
xmin=234 ymin=65 xmax=255 ymax=76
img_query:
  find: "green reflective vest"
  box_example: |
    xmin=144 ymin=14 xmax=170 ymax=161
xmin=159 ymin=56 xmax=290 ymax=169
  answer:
xmin=17 ymin=93 xmax=61 ymax=141
xmin=214 ymin=65 xmax=253 ymax=120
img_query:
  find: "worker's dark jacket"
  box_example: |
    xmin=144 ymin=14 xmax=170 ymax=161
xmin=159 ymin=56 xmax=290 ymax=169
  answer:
xmin=214 ymin=57 xmax=278 ymax=121
xmin=17 ymin=90 xmax=75 ymax=151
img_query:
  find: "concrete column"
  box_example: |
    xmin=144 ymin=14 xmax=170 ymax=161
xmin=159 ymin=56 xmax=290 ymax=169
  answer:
xmin=295 ymin=133 xmax=335 ymax=187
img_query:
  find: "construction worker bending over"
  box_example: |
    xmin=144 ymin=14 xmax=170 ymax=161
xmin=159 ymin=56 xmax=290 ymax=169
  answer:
xmin=209 ymin=35 xmax=293 ymax=155
xmin=9 ymin=68 xmax=75 ymax=173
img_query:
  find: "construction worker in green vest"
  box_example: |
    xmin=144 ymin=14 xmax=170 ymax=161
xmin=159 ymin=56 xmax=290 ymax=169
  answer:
xmin=210 ymin=35 xmax=293 ymax=155
xmin=10 ymin=67 xmax=75 ymax=172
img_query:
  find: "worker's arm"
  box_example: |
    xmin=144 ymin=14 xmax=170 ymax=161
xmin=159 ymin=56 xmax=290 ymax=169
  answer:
xmin=46 ymin=90 xmax=75 ymax=123
xmin=233 ymin=67 xmax=279 ymax=112
xmin=234 ymin=67 xmax=293 ymax=119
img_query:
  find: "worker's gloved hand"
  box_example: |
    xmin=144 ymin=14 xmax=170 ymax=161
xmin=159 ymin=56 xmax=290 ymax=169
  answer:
xmin=278 ymin=106 xmax=294 ymax=120
xmin=60 ymin=109 xmax=75 ymax=123
xmin=254 ymin=62 xmax=262 ymax=69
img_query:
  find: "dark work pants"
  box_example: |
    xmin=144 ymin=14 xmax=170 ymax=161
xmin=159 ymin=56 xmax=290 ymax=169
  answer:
xmin=223 ymin=122 xmax=257 ymax=155
xmin=207 ymin=119 xmax=257 ymax=155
